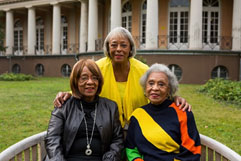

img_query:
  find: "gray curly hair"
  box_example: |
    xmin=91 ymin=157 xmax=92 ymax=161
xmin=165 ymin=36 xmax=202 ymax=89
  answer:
xmin=140 ymin=63 xmax=179 ymax=99
xmin=103 ymin=27 xmax=136 ymax=58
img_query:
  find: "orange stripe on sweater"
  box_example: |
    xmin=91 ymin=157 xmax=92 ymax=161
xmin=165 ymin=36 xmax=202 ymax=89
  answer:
xmin=134 ymin=158 xmax=144 ymax=161
xmin=169 ymin=103 xmax=201 ymax=154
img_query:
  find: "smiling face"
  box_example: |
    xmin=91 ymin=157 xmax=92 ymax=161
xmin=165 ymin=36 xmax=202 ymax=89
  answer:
xmin=108 ymin=35 xmax=131 ymax=64
xmin=145 ymin=72 xmax=170 ymax=105
xmin=78 ymin=66 xmax=99 ymax=102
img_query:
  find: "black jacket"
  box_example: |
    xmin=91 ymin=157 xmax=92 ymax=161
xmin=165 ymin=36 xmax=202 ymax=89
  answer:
xmin=45 ymin=96 xmax=124 ymax=161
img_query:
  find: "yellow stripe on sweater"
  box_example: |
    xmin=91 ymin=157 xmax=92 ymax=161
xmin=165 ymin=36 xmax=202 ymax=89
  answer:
xmin=132 ymin=108 xmax=180 ymax=153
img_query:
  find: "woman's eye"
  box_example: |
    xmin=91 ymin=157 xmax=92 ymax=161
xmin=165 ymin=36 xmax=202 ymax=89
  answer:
xmin=148 ymin=82 xmax=154 ymax=86
xmin=120 ymin=44 xmax=127 ymax=48
xmin=159 ymin=83 xmax=164 ymax=86
xmin=92 ymin=76 xmax=98 ymax=81
xmin=110 ymin=44 xmax=117 ymax=48
xmin=81 ymin=76 xmax=88 ymax=81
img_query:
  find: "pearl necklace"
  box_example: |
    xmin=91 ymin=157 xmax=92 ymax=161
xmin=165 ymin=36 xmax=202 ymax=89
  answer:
xmin=80 ymin=101 xmax=97 ymax=156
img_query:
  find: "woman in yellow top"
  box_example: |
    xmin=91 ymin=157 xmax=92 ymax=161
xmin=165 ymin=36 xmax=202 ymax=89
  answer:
xmin=54 ymin=27 xmax=191 ymax=128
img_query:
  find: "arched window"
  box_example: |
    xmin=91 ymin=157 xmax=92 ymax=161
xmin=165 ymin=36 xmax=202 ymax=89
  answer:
xmin=14 ymin=20 xmax=23 ymax=55
xmin=211 ymin=65 xmax=228 ymax=79
xmin=36 ymin=17 xmax=44 ymax=55
xmin=140 ymin=0 xmax=147 ymax=45
xmin=61 ymin=64 xmax=71 ymax=77
xmin=12 ymin=64 xmax=21 ymax=74
xmin=202 ymin=0 xmax=220 ymax=50
xmin=61 ymin=16 xmax=68 ymax=54
xmin=122 ymin=1 xmax=132 ymax=32
xmin=168 ymin=0 xmax=189 ymax=50
xmin=168 ymin=64 xmax=182 ymax=81
xmin=35 ymin=64 xmax=44 ymax=76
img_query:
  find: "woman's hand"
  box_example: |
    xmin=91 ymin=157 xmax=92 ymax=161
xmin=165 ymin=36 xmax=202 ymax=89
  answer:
xmin=53 ymin=92 xmax=72 ymax=108
xmin=174 ymin=96 xmax=192 ymax=112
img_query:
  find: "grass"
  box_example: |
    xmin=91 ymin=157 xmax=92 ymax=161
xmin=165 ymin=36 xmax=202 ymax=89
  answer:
xmin=178 ymin=84 xmax=241 ymax=155
xmin=0 ymin=78 xmax=240 ymax=155
xmin=0 ymin=77 xmax=70 ymax=152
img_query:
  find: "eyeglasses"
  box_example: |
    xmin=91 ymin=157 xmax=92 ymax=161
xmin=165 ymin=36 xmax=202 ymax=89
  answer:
xmin=109 ymin=43 xmax=129 ymax=49
xmin=79 ymin=75 xmax=98 ymax=83
xmin=147 ymin=81 xmax=168 ymax=89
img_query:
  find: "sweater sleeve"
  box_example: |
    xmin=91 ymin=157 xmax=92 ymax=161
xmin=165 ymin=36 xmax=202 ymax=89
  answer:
xmin=175 ymin=111 xmax=201 ymax=161
xmin=125 ymin=117 xmax=143 ymax=161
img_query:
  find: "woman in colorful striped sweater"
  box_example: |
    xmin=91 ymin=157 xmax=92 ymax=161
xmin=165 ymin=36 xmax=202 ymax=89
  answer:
xmin=125 ymin=63 xmax=201 ymax=161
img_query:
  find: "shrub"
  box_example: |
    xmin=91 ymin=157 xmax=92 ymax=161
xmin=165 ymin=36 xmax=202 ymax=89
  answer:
xmin=199 ymin=78 xmax=241 ymax=105
xmin=0 ymin=73 xmax=35 ymax=81
xmin=134 ymin=55 xmax=147 ymax=64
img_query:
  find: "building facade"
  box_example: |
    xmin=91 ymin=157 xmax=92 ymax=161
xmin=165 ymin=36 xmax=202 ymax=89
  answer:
xmin=0 ymin=0 xmax=240 ymax=84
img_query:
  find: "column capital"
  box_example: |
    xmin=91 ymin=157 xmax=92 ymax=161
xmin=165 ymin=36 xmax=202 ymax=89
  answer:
xmin=3 ymin=8 xmax=11 ymax=12
xmin=50 ymin=2 xmax=59 ymax=6
xmin=25 ymin=5 xmax=34 ymax=9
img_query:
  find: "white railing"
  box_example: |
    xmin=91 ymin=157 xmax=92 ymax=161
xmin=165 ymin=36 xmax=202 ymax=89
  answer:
xmin=0 ymin=131 xmax=46 ymax=161
xmin=0 ymin=132 xmax=240 ymax=161
xmin=200 ymin=134 xmax=241 ymax=161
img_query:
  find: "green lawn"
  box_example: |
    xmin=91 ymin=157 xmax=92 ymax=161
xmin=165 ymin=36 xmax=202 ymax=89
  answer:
xmin=0 ymin=78 xmax=240 ymax=155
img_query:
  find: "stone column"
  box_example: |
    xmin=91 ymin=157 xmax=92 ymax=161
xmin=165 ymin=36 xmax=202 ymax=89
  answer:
xmin=52 ymin=3 xmax=61 ymax=54
xmin=111 ymin=0 xmax=121 ymax=30
xmin=88 ymin=0 xmax=98 ymax=51
xmin=232 ymin=0 xmax=241 ymax=51
xmin=5 ymin=10 xmax=14 ymax=55
xmin=79 ymin=0 xmax=88 ymax=52
xmin=27 ymin=7 xmax=36 ymax=55
xmin=189 ymin=0 xmax=203 ymax=49
xmin=146 ymin=0 xmax=158 ymax=49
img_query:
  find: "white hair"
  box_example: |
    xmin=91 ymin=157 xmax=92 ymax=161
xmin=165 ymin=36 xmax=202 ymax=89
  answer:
xmin=140 ymin=63 xmax=178 ymax=98
xmin=103 ymin=27 xmax=136 ymax=58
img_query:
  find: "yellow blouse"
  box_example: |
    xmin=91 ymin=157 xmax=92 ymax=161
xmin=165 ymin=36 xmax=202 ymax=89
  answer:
xmin=116 ymin=81 xmax=127 ymax=104
xmin=96 ymin=57 xmax=149 ymax=127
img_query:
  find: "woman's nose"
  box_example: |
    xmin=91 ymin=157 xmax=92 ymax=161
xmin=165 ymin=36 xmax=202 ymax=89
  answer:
xmin=116 ymin=44 xmax=122 ymax=51
xmin=86 ymin=77 xmax=94 ymax=84
xmin=152 ymin=84 xmax=159 ymax=90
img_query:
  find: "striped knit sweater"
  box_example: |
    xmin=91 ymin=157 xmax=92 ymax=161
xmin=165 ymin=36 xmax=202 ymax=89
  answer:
xmin=125 ymin=99 xmax=201 ymax=161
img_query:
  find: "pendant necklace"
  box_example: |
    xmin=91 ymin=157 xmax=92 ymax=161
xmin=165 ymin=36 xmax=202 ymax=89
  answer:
xmin=80 ymin=101 xmax=97 ymax=156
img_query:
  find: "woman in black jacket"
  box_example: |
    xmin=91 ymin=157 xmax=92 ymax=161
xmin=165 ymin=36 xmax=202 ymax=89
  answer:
xmin=45 ymin=59 xmax=123 ymax=161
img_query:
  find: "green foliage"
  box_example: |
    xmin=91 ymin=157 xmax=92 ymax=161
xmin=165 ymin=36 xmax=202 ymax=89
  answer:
xmin=0 ymin=73 xmax=35 ymax=81
xmin=134 ymin=55 xmax=147 ymax=64
xmin=199 ymin=78 xmax=241 ymax=105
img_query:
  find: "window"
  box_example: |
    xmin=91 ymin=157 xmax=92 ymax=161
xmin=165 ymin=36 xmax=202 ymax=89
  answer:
xmin=12 ymin=64 xmax=21 ymax=74
xmin=61 ymin=16 xmax=68 ymax=54
xmin=36 ymin=17 xmax=44 ymax=55
xmin=211 ymin=65 xmax=228 ymax=79
xmin=202 ymin=0 xmax=220 ymax=50
xmin=168 ymin=64 xmax=182 ymax=81
xmin=140 ymin=0 xmax=147 ymax=45
xmin=122 ymin=1 xmax=132 ymax=32
xmin=35 ymin=64 xmax=44 ymax=76
xmin=14 ymin=20 xmax=23 ymax=55
xmin=170 ymin=0 xmax=189 ymax=7
xmin=169 ymin=0 xmax=189 ymax=49
xmin=61 ymin=64 xmax=71 ymax=77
